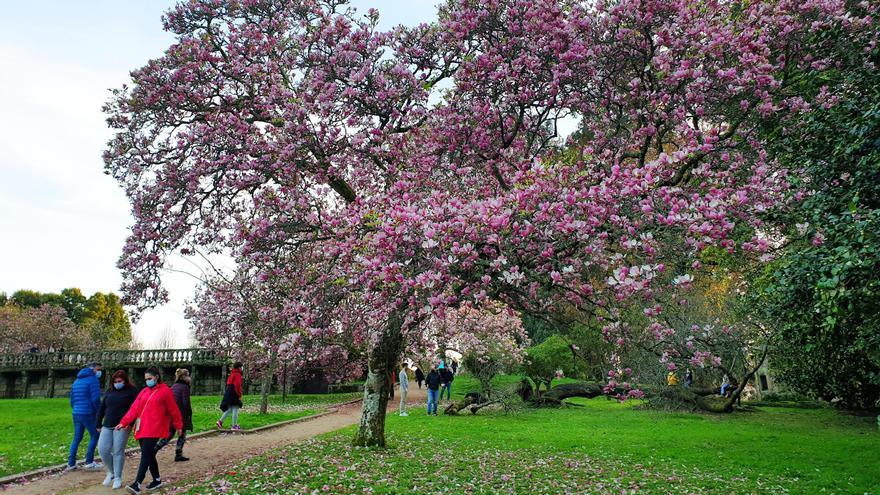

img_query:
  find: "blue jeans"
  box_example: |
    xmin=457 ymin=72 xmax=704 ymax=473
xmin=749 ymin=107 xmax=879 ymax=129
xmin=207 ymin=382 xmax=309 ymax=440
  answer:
xmin=440 ymin=382 xmax=451 ymax=400
xmin=427 ymin=389 xmax=439 ymax=415
xmin=68 ymin=414 xmax=99 ymax=466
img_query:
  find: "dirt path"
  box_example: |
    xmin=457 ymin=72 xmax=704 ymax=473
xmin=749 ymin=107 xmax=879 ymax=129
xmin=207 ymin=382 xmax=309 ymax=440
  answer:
xmin=2 ymin=386 xmax=426 ymax=495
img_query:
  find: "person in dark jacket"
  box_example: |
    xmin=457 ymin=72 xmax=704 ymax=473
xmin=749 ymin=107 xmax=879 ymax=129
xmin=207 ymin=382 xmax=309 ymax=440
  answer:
xmin=439 ymin=366 xmax=454 ymax=401
xmin=117 ymin=366 xmax=183 ymax=494
xmin=218 ymin=362 xmax=244 ymax=430
xmin=66 ymin=362 xmax=103 ymax=471
xmin=425 ymin=365 xmax=442 ymax=416
xmin=414 ymin=367 xmax=425 ymax=389
xmin=170 ymin=368 xmax=193 ymax=461
xmin=97 ymin=370 xmax=138 ymax=489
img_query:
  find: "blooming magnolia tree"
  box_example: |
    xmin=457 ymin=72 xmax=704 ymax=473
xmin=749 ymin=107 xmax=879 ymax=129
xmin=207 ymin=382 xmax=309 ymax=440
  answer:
xmin=0 ymin=304 xmax=87 ymax=353
xmin=187 ymin=249 xmax=367 ymax=413
xmin=427 ymin=304 xmax=529 ymax=397
xmin=105 ymin=0 xmax=876 ymax=445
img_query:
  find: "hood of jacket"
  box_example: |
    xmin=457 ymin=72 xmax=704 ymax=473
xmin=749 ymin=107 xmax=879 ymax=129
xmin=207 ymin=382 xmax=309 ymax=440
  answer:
xmin=76 ymin=367 xmax=96 ymax=379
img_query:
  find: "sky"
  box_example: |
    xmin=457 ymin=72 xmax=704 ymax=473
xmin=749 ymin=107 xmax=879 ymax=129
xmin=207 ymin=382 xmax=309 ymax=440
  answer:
xmin=0 ymin=0 xmax=438 ymax=348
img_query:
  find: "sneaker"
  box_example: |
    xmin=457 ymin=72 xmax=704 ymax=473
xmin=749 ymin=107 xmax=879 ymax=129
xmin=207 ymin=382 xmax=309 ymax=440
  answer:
xmin=82 ymin=462 xmax=102 ymax=471
xmin=126 ymin=483 xmax=141 ymax=495
xmin=146 ymin=479 xmax=163 ymax=491
xmin=103 ymin=473 xmax=115 ymax=486
xmin=400 ymin=412 xmax=408 ymax=416
xmin=231 ymin=425 xmax=241 ymax=431
xmin=113 ymin=479 xmax=124 ymax=490
xmin=216 ymin=420 xmax=223 ymax=429
xmin=174 ymin=453 xmax=189 ymax=462
xmin=64 ymin=464 xmax=77 ymax=472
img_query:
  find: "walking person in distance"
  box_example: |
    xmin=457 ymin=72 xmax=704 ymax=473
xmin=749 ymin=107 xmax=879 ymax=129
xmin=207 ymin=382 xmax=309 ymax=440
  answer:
xmin=425 ymin=365 xmax=442 ymax=416
xmin=171 ymin=368 xmax=193 ymax=461
xmin=398 ymin=363 xmax=409 ymax=416
xmin=218 ymin=361 xmax=244 ymax=430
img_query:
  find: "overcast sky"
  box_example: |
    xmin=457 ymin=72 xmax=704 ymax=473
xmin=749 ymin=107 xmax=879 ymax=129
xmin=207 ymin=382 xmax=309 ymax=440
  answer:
xmin=0 ymin=0 xmax=438 ymax=348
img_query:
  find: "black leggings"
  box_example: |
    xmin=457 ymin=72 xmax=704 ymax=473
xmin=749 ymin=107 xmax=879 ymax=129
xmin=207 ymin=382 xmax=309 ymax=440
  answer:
xmin=135 ymin=438 xmax=160 ymax=485
xmin=176 ymin=428 xmax=187 ymax=453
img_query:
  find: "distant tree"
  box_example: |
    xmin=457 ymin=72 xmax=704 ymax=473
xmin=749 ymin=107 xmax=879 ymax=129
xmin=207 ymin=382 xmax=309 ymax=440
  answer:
xmin=60 ymin=288 xmax=88 ymax=324
xmin=0 ymin=304 xmax=88 ymax=353
xmin=0 ymin=293 xmax=7 ymax=306
xmin=82 ymin=292 xmax=133 ymax=348
xmin=8 ymin=288 xmax=132 ymax=348
xmin=522 ymin=335 xmax=577 ymax=395
xmin=156 ymin=326 xmax=178 ymax=349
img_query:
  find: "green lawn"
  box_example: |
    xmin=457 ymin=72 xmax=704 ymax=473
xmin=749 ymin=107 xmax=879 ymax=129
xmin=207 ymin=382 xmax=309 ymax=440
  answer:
xmin=177 ymin=375 xmax=880 ymax=495
xmin=0 ymin=392 xmax=360 ymax=477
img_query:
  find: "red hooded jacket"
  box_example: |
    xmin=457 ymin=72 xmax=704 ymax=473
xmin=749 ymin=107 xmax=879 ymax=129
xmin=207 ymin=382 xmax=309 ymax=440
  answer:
xmin=227 ymin=367 xmax=243 ymax=398
xmin=119 ymin=383 xmax=184 ymax=440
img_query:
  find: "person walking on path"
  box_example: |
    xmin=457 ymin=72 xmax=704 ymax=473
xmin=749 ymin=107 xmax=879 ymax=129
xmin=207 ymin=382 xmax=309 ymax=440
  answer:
xmin=117 ymin=366 xmax=183 ymax=495
xmin=414 ymin=367 xmax=425 ymax=389
xmin=398 ymin=364 xmax=409 ymax=416
xmin=218 ymin=362 xmax=244 ymax=430
xmin=97 ymin=370 xmax=138 ymax=489
xmin=66 ymin=362 xmax=103 ymax=472
xmin=684 ymin=369 xmax=693 ymax=388
xmin=170 ymin=368 xmax=193 ymax=461
xmin=439 ymin=365 xmax=454 ymax=401
xmin=425 ymin=365 xmax=441 ymax=416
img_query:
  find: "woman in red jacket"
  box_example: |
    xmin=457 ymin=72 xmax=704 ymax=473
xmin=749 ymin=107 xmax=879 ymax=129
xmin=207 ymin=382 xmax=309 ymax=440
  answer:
xmin=217 ymin=361 xmax=244 ymax=430
xmin=117 ymin=366 xmax=183 ymax=495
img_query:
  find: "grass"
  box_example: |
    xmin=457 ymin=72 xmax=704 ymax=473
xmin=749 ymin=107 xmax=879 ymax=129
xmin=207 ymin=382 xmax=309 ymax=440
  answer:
xmin=178 ymin=375 xmax=880 ymax=495
xmin=0 ymin=391 xmax=361 ymax=477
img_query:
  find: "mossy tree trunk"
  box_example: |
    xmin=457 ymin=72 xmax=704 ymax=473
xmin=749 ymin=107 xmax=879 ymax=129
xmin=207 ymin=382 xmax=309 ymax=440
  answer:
xmin=353 ymin=312 xmax=404 ymax=447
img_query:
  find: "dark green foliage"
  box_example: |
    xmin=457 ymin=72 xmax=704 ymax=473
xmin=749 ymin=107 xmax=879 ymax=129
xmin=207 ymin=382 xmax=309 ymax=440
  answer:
xmin=522 ymin=334 xmax=577 ymax=392
xmin=758 ymin=29 xmax=880 ymax=409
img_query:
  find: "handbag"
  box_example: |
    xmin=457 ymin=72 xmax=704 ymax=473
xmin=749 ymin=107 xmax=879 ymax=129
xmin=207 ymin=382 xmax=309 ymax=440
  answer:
xmin=135 ymin=389 xmax=157 ymax=433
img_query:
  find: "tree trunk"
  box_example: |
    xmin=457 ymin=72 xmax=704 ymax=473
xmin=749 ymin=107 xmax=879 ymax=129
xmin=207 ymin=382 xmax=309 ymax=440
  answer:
xmin=536 ymin=381 xmax=741 ymax=413
xmin=352 ymin=313 xmax=404 ymax=448
xmin=444 ymin=393 xmax=481 ymax=415
xmin=259 ymin=351 xmax=276 ymax=415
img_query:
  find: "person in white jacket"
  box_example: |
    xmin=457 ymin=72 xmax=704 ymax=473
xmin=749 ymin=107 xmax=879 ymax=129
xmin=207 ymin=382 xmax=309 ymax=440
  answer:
xmin=398 ymin=364 xmax=409 ymax=416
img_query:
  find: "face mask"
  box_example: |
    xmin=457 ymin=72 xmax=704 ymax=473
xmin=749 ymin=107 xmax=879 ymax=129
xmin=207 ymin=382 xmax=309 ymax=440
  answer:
xmin=114 ymin=382 xmax=124 ymax=390
xmin=95 ymin=370 xmax=102 ymax=378
xmin=145 ymin=379 xmax=157 ymax=388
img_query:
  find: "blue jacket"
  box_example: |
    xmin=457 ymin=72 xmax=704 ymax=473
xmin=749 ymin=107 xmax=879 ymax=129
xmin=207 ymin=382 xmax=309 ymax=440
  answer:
xmin=69 ymin=367 xmax=101 ymax=417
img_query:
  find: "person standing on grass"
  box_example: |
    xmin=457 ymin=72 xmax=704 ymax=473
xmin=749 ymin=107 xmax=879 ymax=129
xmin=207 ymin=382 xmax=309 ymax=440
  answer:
xmin=66 ymin=362 xmax=103 ymax=472
xmin=414 ymin=367 xmax=425 ymax=389
xmin=425 ymin=365 xmax=441 ymax=416
xmin=439 ymin=364 xmax=454 ymax=401
xmin=97 ymin=370 xmax=138 ymax=489
xmin=218 ymin=361 xmax=244 ymax=430
xmin=451 ymin=360 xmax=458 ymax=375
xmin=398 ymin=363 xmax=409 ymax=416
xmin=117 ymin=366 xmax=183 ymax=495
xmin=170 ymin=368 xmax=193 ymax=461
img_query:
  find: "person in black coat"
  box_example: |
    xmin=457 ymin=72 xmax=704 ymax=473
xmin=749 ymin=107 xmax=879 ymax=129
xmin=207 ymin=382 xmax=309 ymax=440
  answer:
xmin=414 ymin=367 xmax=425 ymax=389
xmin=170 ymin=369 xmax=193 ymax=461
xmin=425 ymin=365 xmax=442 ymax=416
xmin=96 ymin=370 xmax=138 ymax=489
xmin=439 ymin=366 xmax=454 ymax=401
